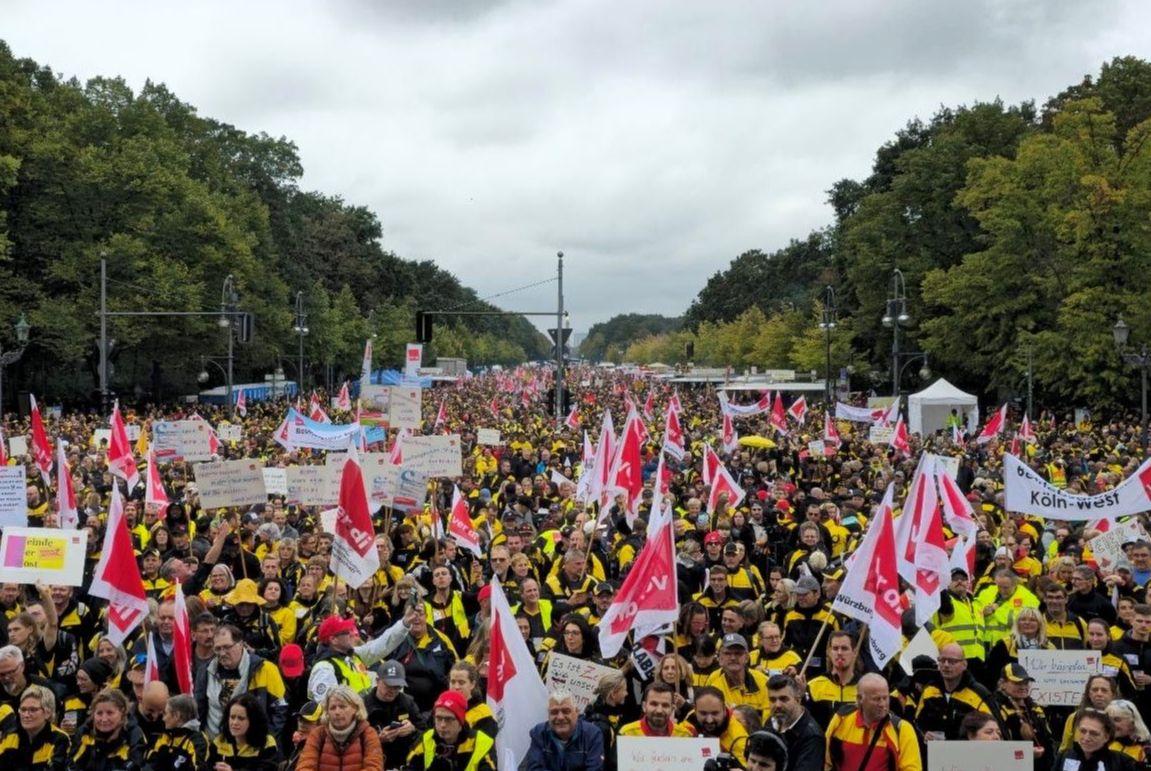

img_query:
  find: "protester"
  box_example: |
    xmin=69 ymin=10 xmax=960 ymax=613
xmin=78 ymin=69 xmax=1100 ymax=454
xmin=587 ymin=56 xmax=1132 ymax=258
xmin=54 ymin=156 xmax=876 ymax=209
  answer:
xmin=524 ymin=691 xmax=605 ymax=771
xmin=405 ymin=689 xmax=495 ymax=771
xmin=0 ymin=685 xmax=70 ymax=769
xmin=765 ymin=674 xmax=824 ymax=771
xmin=295 ymin=685 xmax=384 ymax=771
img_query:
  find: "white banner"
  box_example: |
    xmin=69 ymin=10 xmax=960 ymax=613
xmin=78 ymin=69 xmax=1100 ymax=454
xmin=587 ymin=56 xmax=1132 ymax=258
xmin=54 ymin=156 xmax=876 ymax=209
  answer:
xmin=91 ymin=428 xmax=111 ymax=448
xmin=275 ymin=410 xmax=361 ymax=452
xmin=285 ymin=465 xmax=336 ymax=506
xmin=154 ymin=420 xmax=214 ymax=462
xmin=617 ymin=738 xmax=721 ymax=771
xmin=0 ymin=527 xmax=88 ymax=586
xmin=868 ymin=425 xmax=895 ymax=444
xmin=477 ymin=428 xmax=501 ymax=446
xmin=836 ymin=402 xmax=877 ymax=422
xmin=403 ymin=435 xmax=463 ymax=478
xmin=192 ymin=460 xmax=267 ymax=509
xmin=1019 ymin=649 xmax=1101 ymax=706
xmin=928 ymin=742 xmax=1032 ymax=771
xmin=544 ymin=654 xmax=621 ymax=713
xmin=0 ymin=467 xmax=27 ymax=528
xmin=262 ymin=467 xmax=288 ymax=497
xmin=1004 ymin=453 xmax=1151 ymax=521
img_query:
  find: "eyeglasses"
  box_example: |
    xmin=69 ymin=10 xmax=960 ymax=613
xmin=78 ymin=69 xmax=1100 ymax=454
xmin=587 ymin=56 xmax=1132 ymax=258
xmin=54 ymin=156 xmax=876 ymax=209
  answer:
xmin=18 ymin=706 xmax=42 ymax=714
xmin=0 ymin=666 xmax=21 ymax=679
xmin=213 ymin=642 xmax=240 ymax=654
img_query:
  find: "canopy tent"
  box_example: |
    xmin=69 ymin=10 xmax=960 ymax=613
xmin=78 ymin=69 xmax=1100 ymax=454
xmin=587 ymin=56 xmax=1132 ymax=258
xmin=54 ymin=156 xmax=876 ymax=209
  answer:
xmin=908 ymin=378 xmax=979 ymax=436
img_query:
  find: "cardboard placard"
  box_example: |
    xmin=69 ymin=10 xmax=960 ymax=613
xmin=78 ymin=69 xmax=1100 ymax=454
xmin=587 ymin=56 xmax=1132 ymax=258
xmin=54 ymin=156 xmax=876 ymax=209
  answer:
xmin=0 ymin=527 xmax=88 ymax=586
xmin=7 ymin=436 xmax=28 ymax=459
xmin=616 ymin=737 xmax=722 ymax=771
xmin=404 ymin=343 xmax=423 ymax=379
xmin=285 ymin=465 xmax=336 ymax=506
xmin=361 ymin=454 xmax=399 ymax=508
xmin=1089 ymin=519 xmax=1149 ymax=570
xmin=192 ymin=460 xmax=268 ymax=509
xmin=1019 ymin=649 xmax=1101 ymax=706
xmin=0 ymin=467 xmax=27 ymax=528
xmin=216 ymin=424 xmax=243 ymax=442
xmin=125 ymin=424 xmax=141 ymax=441
xmin=392 ymin=468 xmax=428 ymax=512
xmin=403 ymin=435 xmax=463 ymax=478
xmin=91 ymin=429 xmax=111 ymax=448
xmin=807 ymin=440 xmax=825 ymax=457
xmin=153 ymin=420 xmax=214 ymax=462
xmin=868 ymin=425 xmax=895 ymax=444
xmin=388 ymin=387 xmax=423 ymax=430
xmin=477 ymin=428 xmax=501 ymax=446
xmin=927 ymin=741 xmax=1033 ymax=770
xmin=544 ymin=653 xmax=621 ymax=713
xmin=261 ymin=467 xmax=289 ymax=497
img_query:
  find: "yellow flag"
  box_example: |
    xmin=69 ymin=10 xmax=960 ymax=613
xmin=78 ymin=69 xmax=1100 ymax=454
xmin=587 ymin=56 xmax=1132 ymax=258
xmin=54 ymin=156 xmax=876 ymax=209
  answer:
xmin=135 ymin=425 xmax=149 ymax=457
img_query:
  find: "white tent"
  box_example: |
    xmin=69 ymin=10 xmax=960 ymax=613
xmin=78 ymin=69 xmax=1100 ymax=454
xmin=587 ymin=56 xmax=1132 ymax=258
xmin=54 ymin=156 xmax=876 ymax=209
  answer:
xmin=908 ymin=378 xmax=979 ymax=436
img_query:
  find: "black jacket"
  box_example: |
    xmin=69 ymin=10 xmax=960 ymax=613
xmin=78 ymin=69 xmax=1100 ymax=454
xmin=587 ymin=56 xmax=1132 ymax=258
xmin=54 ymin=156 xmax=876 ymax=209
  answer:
xmin=363 ymin=688 xmax=425 ymax=768
xmin=774 ymin=711 xmax=825 ymax=771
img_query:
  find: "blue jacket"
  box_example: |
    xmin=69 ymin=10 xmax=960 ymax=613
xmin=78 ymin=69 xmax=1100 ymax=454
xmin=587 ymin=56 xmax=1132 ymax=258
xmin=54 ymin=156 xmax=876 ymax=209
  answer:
xmin=523 ymin=717 xmax=605 ymax=771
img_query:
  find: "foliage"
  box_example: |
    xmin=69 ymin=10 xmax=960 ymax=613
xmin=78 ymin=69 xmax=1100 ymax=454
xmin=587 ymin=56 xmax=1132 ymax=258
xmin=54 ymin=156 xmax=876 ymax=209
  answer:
xmin=580 ymin=314 xmax=682 ymax=362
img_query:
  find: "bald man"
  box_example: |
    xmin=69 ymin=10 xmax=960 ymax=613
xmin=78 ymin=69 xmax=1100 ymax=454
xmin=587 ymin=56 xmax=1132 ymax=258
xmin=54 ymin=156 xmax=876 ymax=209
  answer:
xmin=826 ymin=674 xmax=921 ymax=770
xmin=915 ymin=644 xmax=998 ymax=740
xmin=134 ymin=680 xmax=170 ymax=743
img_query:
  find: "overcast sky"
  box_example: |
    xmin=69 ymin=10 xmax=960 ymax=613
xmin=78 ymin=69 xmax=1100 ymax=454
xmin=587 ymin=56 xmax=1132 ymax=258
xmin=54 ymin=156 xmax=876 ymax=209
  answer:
xmin=5 ymin=1 xmax=1149 ymax=333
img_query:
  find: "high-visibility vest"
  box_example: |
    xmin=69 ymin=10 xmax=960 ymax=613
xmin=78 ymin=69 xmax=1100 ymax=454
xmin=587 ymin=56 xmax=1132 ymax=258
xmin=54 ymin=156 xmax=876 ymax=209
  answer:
xmin=328 ymin=655 xmax=374 ymax=693
xmin=420 ymin=729 xmax=494 ymax=771
xmin=936 ymin=595 xmax=986 ymax=661
xmin=1046 ymin=464 xmax=1067 ymax=489
xmin=426 ymin=593 xmax=471 ymax=642
xmin=976 ymin=585 xmax=1039 ymax=645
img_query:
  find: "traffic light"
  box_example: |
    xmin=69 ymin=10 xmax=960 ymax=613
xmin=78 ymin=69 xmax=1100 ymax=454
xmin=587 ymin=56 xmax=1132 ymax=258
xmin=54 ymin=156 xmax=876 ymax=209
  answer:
xmin=415 ymin=311 xmax=434 ymax=343
xmin=685 ymin=341 xmax=695 ymax=360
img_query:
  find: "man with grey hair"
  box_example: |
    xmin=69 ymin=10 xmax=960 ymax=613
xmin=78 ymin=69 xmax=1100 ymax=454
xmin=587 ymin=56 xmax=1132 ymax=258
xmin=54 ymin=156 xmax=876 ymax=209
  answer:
xmin=523 ymin=690 xmax=605 ymax=771
xmin=0 ymin=645 xmax=59 ymax=717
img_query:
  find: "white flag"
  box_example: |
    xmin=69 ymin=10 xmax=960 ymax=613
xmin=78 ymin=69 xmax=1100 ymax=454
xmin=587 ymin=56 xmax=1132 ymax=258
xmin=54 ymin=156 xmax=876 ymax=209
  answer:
xmin=488 ymin=581 xmax=549 ymax=770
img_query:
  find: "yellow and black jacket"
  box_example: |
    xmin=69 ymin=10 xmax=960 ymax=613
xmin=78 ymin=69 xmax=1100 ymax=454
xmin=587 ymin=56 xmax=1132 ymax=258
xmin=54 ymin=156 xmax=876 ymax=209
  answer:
xmin=406 ymin=726 xmax=496 ymax=771
xmin=145 ymin=720 xmax=209 ymax=770
xmin=71 ymin=722 xmax=147 ymax=771
xmin=0 ymin=723 xmax=71 ymax=770
xmin=1044 ymin=612 xmax=1088 ymax=650
xmin=204 ymin=733 xmax=281 ymax=770
xmin=915 ymin=671 xmax=997 ymax=739
xmin=806 ymin=671 xmax=861 ymax=728
xmin=705 ymin=668 xmax=771 ymax=720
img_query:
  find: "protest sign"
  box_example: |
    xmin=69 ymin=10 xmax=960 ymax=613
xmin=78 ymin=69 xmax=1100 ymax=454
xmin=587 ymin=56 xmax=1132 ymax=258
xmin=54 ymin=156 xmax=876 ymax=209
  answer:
xmin=868 ymin=425 xmax=895 ymax=444
xmin=319 ymin=508 xmax=339 ymax=535
xmin=358 ymin=384 xmax=392 ymax=428
xmin=807 ymin=440 xmax=825 ymax=457
xmin=0 ymin=467 xmax=27 ymax=527
xmin=7 ymin=436 xmax=27 ymax=458
xmin=393 ymin=468 xmax=428 ymax=512
xmin=0 ymin=527 xmax=88 ymax=586
xmin=404 ymin=343 xmax=422 ymax=380
xmin=1019 ymin=649 xmax=1101 ymax=706
xmin=262 ymin=467 xmax=288 ymax=497
xmin=616 ymin=737 xmax=721 ymax=771
xmin=217 ymin=424 xmax=243 ymax=442
xmin=286 ymin=465 xmax=336 ymax=506
xmin=388 ymin=387 xmax=422 ymax=430
xmin=125 ymin=424 xmax=141 ymax=441
xmin=274 ymin=410 xmax=360 ymax=452
xmin=477 ymin=428 xmax=501 ymax=446
xmin=629 ymin=647 xmax=658 ymax=682
xmin=1004 ymin=452 xmax=1151 ymax=521
xmin=403 ymin=435 xmax=463 ymax=478
xmin=544 ymin=653 xmax=621 ymax=712
xmin=928 ymin=741 xmax=1032 ymax=771
xmin=192 ymin=460 xmax=268 ymax=509
xmin=91 ymin=429 xmax=111 ymax=448
xmin=361 ymin=454 xmax=398 ymax=508
xmin=153 ymin=420 xmax=214 ymax=462
xmin=1089 ymin=519 xmax=1149 ymax=570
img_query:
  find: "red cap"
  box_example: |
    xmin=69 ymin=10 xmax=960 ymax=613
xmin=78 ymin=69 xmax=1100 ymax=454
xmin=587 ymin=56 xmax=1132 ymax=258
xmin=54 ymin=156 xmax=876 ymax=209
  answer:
xmin=478 ymin=584 xmax=493 ymax=602
xmin=704 ymin=531 xmax=725 ymax=545
xmin=317 ymin=616 xmax=357 ymax=644
xmin=775 ymin=499 xmax=792 ymax=512
xmin=279 ymin=644 xmax=305 ymax=678
xmin=756 ymin=490 xmax=769 ymax=501
xmin=434 ymin=690 xmax=469 ymax=725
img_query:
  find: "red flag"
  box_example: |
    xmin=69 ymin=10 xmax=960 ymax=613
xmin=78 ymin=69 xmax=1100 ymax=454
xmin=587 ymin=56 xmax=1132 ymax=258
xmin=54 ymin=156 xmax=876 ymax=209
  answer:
xmin=107 ymin=401 xmax=139 ymax=491
xmin=487 ymin=581 xmax=549 ymax=769
xmin=563 ymin=403 xmax=580 ymax=430
xmin=935 ymin=458 xmax=977 ymax=536
xmin=668 ymin=391 xmax=682 ymax=414
xmin=890 ymin=417 xmax=910 ymax=457
xmin=608 ymin=409 xmax=645 ymax=520
xmin=189 ymin=414 xmax=220 ymax=456
xmin=721 ymin=411 xmax=737 ymax=454
xmin=664 ymin=403 xmax=685 ymax=461
xmin=1019 ymin=414 xmax=1036 ymax=444
xmin=707 ymin=456 xmax=746 ymax=512
xmin=0 ymin=425 xmax=6 ymax=465
xmin=448 ymin=485 xmax=482 ymax=557
xmin=308 ymin=392 xmax=331 ymax=424
xmin=642 ymin=391 xmax=655 ymax=422
xmin=144 ymin=631 xmax=160 ymax=685
xmin=893 ymin=453 xmax=948 ymax=624
xmin=489 ymin=397 xmax=500 ymax=416
xmin=702 ymin=444 xmax=722 ymax=487
xmin=770 ymin=392 xmax=789 ymax=435
xmin=952 ymin=422 xmax=964 ymax=445
xmin=55 ymin=443 xmax=79 ymax=529
xmin=788 ymin=395 xmax=808 ymax=424
xmin=388 ymin=430 xmax=405 ymax=465
xmin=172 ymin=581 xmax=194 ymax=694
xmin=29 ymin=395 xmax=53 ymax=485
xmin=145 ymin=450 xmax=169 ymax=511
xmin=334 ymin=382 xmax=352 ymax=412
xmin=88 ymin=485 xmax=150 ymax=646
xmin=434 ymin=399 xmax=448 ymax=431
xmin=332 ymin=451 xmax=381 ymax=588
xmin=823 ymin=413 xmax=842 ymax=454
xmin=235 ymin=388 xmax=247 ymax=418
xmin=976 ymin=403 xmax=1008 ymax=444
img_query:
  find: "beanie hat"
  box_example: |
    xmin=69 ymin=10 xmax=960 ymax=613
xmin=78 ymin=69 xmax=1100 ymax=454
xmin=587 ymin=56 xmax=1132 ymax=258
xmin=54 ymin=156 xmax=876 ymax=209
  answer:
xmin=79 ymin=657 xmax=114 ymax=688
xmin=433 ymin=690 xmax=468 ymax=725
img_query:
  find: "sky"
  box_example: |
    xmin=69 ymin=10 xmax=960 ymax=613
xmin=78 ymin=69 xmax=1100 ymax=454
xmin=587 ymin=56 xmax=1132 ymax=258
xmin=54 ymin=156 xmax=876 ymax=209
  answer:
xmin=5 ymin=0 xmax=1149 ymax=334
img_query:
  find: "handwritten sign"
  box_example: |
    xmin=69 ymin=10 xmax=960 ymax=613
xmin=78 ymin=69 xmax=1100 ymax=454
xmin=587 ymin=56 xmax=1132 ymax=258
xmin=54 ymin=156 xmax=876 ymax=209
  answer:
xmin=285 ymin=465 xmax=336 ymax=506
xmin=392 ymin=468 xmax=428 ymax=513
xmin=192 ymin=460 xmax=267 ymax=509
xmin=403 ymin=435 xmax=463 ymax=478
xmin=617 ymin=737 xmax=721 ymax=771
xmin=0 ymin=467 xmax=27 ymax=528
xmin=216 ymin=424 xmax=243 ymax=442
xmin=928 ymin=741 xmax=1032 ymax=770
xmin=125 ymin=424 xmax=141 ymax=441
xmin=389 ymin=387 xmax=422 ymax=430
xmin=868 ymin=425 xmax=895 ymax=444
xmin=477 ymin=428 xmax=501 ymax=446
xmin=91 ymin=429 xmax=111 ymax=448
xmin=154 ymin=421 xmax=214 ymax=462
xmin=7 ymin=436 xmax=27 ymax=459
xmin=361 ymin=454 xmax=398 ymax=508
xmin=1089 ymin=519 xmax=1148 ymax=570
xmin=1019 ymin=649 xmax=1101 ymax=706
xmin=0 ymin=527 xmax=88 ymax=586
xmin=544 ymin=653 xmax=621 ymax=713
xmin=262 ymin=467 xmax=288 ymax=497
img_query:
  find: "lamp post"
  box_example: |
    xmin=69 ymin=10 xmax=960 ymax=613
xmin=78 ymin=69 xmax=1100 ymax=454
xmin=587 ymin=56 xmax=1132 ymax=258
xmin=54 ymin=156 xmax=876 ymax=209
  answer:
xmin=292 ymin=291 xmax=309 ymax=393
xmin=818 ymin=285 xmax=837 ymax=406
xmin=219 ymin=275 xmax=239 ymax=419
xmin=881 ymin=268 xmax=911 ymax=400
xmin=1113 ymin=317 xmax=1149 ymax=453
xmin=0 ymin=314 xmax=31 ymax=418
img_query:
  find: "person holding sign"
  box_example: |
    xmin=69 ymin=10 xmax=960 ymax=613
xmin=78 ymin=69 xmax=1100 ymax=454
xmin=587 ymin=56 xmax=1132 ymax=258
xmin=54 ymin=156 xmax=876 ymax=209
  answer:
xmin=992 ymin=663 xmax=1054 ymax=763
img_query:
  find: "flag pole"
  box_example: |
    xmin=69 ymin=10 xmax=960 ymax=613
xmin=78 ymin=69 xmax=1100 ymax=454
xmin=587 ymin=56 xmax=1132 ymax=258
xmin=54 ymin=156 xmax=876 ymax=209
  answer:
xmin=797 ymin=615 xmax=832 ymax=679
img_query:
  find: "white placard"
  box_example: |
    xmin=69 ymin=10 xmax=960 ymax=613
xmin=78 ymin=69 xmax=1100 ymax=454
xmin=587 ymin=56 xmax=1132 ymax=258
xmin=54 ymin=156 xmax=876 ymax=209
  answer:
xmin=0 ymin=527 xmax=88 ymax=586
xmin=154 ymin=420 xmax=214 ymax=462
xmin=404 ymin=343 xmax=423 ymax=380
xmin=868 ymin=425 xmax=895 ymax=444
xmin=7 ymin=436 xmax=27 ymax=459
xmin=91 ymin=429 xmax=111 ymax=448
xmin=403 ymin=435 xmax=463 ymax=478
xmin=1089 ymin=519 xmax=1149 ymax=571
xmin=216 ymin=424 xmax=243 ymax=442
xmin=617 ymin=737 xmax=721 ymax=771
xmin=807 ymin=440 xmax=825 ymax=457
xmin=389 ymin=387 xmax=423 ymax=430
xmin=0 ymin=467 xmax=27 ymax=528
xmin=125 ymin=424 xmax=141 ymax=441
xmin=392 ymin=468 xmax=428 ymax=513
xmin=361 ymin=454 xmax=398 ymax=508
xmin=285 ymin=465 xmax=336 ymax=506
xmin=319 ymin=507 xmax=339 ymax=535
xmin=1019 ymin=649 xmax=1101 ymax=706
xmin=262 ymin=467 xmax=288 ymax=497
xmin=900 ymin=626 xmax=940 ymax=675
xmin=477 ymin=428 xmax=501 ymax=446
xmin=928 ymin=741 xmax=1033 ymax=770
xmin=192 ymin=460 xmax=268 ymax=509
xmin=937 ymin=455 xmax=960 ymax=479
xmin=544 ymin=653 xmax=621 ymax=713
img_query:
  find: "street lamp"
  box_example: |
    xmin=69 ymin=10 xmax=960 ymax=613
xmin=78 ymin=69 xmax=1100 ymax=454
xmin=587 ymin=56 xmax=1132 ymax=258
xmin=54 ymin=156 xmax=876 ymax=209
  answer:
xmin=1113 ymin=316 xmax=1149 ymax=453
xmin=292 ymin=291 xmax=308 ymax=392
xmin=882 ymin=269 xmax=911 ymax=399
xmin=220 ymin=275 xmax=239 ymax=418
xmin=0 ymin=314 xmax=31 ymax=418
xmin=818 ymin=285 xmax=837 ymax=405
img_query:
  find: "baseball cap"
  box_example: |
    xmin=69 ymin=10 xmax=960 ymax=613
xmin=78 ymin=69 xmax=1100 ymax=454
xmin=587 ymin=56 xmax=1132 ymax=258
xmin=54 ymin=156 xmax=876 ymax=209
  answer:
xmin=297 ymin=700 xmax=323 ymax=723
xmin=1003 ymin=663 xmax=1034 ymax=683
xmin=722 ymin=542 xmax=741 ymax=555
xmin=279 ymin=644 xmax=305 ymax=678
xmin=378 ymin=660 xmax=407 ymax=687
xmin=720 ymin=633 xmax=749 ymax=650
xmin=795 ymin=576 xmax=821 ymax=594
xmin=477 ymin=584 xmax=493 ymax=603
xmin=317 ymin=616 xmax=358 ymax=644
xmin=594 ymin=581 xmax=615 ymax=596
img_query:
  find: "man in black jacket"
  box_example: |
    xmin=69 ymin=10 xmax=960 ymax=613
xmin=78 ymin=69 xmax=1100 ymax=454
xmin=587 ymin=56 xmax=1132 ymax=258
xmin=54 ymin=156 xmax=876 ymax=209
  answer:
xmin=766 ymin=674 xmax=824 ymax=771
xmin=363 ymin=659 xmax=425 ymax=769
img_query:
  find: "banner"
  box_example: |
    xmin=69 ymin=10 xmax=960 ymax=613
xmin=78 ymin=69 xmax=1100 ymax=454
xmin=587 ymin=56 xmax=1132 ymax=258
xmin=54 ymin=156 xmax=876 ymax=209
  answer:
xmin=1004 ymin=453 xmax=1151 ymax=521
xmin=403 ymin=435 xmax=463 ymax=478
xmin=192 ymin=460 xmax=268 ymax=509
xmin=1019 ymin=649 xmax=1101 ymax=706
xmin=216 ymin=424 xmax=243 ymax=442
xmin=404 ymin=343 xmax=423 ymax=379
xmin=393 ymin=468 xmax=429 ymax=512
xmin=274 ymin=409 xmax=361 ymax=451
xmin=617 ymin=738 xmax=721 ymax=771
xmin=91 ymin=428 xmax=111 ymax=448
xmin=0 ymin=527 xmax=88 ymax=586
xmin=928 ymin=742 xmax=1033 ymax=771
xmin=1090 ymin=519 xmax=1150 ymax=570
xmin=868 ymin=425 xmax=895 ymax=444
xmin=0 ymin=467 xmax=26 ymax=528
xmin=153 ymin=421 xmax=214 ymax=462
xmin=544 ymin=654 xmax=620 ymax=713
xmin=261 ymin=467 xmax=288 ymax=497
xmin=477 ymin=428 xmax=501 ymax=446
xmin=836 ymin=402 xmax=879 ymax=423
xmin=361 ymin=454 xmax=399 ymax=509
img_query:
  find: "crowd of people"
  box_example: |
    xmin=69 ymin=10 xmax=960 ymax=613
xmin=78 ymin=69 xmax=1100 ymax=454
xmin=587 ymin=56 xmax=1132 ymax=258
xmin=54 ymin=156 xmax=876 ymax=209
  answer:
xmin=0 ymin=365 xmax=1149 ymax=770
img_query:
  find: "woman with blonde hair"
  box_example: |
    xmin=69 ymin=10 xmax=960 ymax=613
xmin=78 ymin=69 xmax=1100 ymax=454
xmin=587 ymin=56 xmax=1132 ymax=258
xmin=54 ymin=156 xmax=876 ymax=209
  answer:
xmin=296 ymin=685 xmax=384 ymax=771
xmin=655 ymin=653 xmax=695 ymax=717
xmin=1105 ymin=699 xmax=1150 ymax=765
xmin=984 ymin=607 xmax=1053 ymax=683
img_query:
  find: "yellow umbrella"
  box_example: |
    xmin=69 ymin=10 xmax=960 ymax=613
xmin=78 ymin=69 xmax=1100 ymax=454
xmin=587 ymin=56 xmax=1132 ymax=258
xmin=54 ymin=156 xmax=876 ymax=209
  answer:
xmin=738 ymin=436 xmax=777 ymax=449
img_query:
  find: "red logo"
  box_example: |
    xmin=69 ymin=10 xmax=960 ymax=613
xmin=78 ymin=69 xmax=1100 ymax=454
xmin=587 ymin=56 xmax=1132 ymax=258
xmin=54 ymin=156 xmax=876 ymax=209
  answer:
xmin=1014 ymin=750 xmax=1025 ymax=760
xmin=487 ymin=617 xmax=516 ymax=703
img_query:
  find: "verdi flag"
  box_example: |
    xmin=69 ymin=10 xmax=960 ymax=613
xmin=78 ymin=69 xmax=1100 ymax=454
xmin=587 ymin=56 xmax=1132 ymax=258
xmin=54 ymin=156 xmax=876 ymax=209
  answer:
xmin=487 ymin=580 xmax=549 ymax=770
xmin=331 ymin=450 xmax=381 ymax=588
xmin=88 ymin=485 xmax=150 ymax=646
